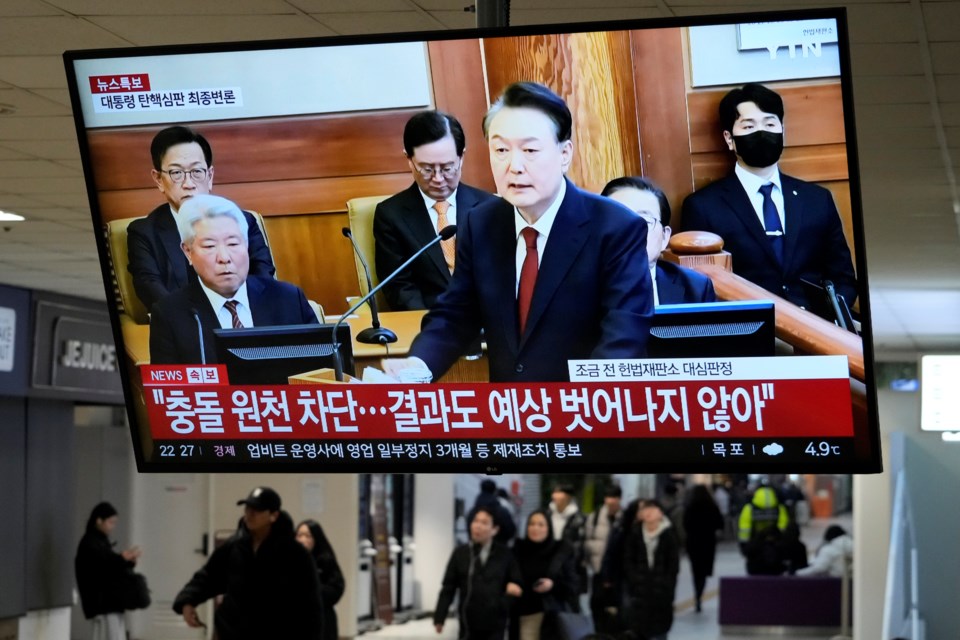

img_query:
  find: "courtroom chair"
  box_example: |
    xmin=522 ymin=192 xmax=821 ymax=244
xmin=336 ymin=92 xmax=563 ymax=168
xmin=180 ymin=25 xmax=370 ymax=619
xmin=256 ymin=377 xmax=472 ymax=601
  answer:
xmin=346 ymin=195 xmax=392 ymax=314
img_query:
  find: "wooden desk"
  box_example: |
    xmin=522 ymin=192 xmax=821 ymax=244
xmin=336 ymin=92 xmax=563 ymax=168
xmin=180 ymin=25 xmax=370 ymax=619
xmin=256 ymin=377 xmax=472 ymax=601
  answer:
xmin=345 ymin=310 xmax=489 ymax=383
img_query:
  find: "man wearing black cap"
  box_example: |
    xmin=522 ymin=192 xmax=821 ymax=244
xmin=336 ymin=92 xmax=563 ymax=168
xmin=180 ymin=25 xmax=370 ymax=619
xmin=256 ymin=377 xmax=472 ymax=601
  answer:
xmin=173 ymin=487 xmax=323 ymax=639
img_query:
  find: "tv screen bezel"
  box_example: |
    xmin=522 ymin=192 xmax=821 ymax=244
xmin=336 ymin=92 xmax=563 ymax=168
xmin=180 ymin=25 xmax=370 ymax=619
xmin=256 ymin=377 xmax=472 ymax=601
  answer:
xmin=63 ymin=6 xmax=882 ymax=473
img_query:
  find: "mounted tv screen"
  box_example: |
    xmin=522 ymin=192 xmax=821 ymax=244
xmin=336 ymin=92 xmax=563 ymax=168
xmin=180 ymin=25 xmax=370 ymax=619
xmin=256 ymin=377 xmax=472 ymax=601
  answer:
xmin=64 ymin=8 xmax=881 ymax=472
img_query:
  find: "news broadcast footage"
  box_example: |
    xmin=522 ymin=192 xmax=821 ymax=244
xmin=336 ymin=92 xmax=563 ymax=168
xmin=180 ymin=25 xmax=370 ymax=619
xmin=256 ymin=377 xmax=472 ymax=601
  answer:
xmin=64 ymin=8 xmax=882 ymax=473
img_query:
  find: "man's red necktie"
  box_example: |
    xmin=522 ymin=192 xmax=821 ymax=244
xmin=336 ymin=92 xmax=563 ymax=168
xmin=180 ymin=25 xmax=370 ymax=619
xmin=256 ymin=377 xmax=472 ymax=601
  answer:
xmin=517 ymin=227 xmax=539 ymax=335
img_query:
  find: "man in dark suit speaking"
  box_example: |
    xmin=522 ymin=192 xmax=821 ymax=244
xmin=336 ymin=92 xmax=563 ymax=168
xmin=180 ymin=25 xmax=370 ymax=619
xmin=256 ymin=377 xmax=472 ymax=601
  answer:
xmin=127 ymin=126 xmax=275 ymax=312
xmin=149 ymin=195 xmax=317 ymax=365
xmin=374 ymin=111 xmax=496 ymax=310
xmin=386 ymin=82 xmax=653 ymax=383
xmin=681 ymin=83 xmax=857 ymax=315
xmin=602 ymin=176 xmax=717 ymax=305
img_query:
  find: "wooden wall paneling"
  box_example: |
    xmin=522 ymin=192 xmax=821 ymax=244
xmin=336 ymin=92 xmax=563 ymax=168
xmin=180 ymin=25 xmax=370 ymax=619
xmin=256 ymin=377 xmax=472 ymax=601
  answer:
xmin=688 ymin=82 xmax=845 ymax=154
xmin=480 ymin=32 xmax=638 ymax=193
xmin=691 ymin=143 xmax=850 ymax=190
xmin=428 ymin=39 xmax=497 ymax=194
xmin=685 ymin=80 xmax=855 ymax=264
xmin=86 ymin=112 xmax=415 ymax=191
xmin=96 ymin=173 xmax=413 ymax=223
xmin=630 ymin=27 xmax=694 ymax=226
xmin=821 ymin=181 xmax=857 ymax=269
xmin=261 ymin=213 xmax=358 ymax=315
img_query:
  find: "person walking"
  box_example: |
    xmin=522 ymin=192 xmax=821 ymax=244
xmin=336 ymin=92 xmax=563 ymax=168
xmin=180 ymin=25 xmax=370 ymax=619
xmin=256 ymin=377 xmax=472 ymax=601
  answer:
xmin=584 ymin=485 xmax=623 ymax=632
xmin=75 ymin=502 xmax=142 ymax=640
xmin=173 ymin=487 xmax=323 ymax=639
xmin=296 ymin=519 xmax=346 ymax=640
xmin=622 ymin=500 xmax=680 ymax=640
xmin=511 ymin=510 xmax=580 ymax=640
xmin=682 ymin=485 xmax=724 ymax=612
xmin=434 ymin=506 xmax=523 ymax=639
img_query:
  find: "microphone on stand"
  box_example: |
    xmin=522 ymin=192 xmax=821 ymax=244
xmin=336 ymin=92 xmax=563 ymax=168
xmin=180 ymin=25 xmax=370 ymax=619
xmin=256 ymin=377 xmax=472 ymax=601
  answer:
xmin=331 ymin=225 xmax=457 ymax=382
xmin=189 ymin=308 xmax=206 ymax=366
xmin=341 ymin=227 xmax=397 ymax=345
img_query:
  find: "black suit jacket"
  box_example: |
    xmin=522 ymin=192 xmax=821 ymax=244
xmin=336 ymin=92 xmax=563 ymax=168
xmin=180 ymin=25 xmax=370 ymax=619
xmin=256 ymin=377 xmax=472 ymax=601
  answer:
xmin=373 ymin=182 xmax=496 ymax=310
xmin=680 ymin=172 xmax=857 ymax=311
xmin=127 ymin=203 xmax=276 ymax=312
xmin=149 ymin=276 xmax=317 ymax=365
xmin=434 ymin=541 xmax=522 ymax=638
xmin=409 ymin=180 xmax=654 ymax=383
xmin=656 ymin=260 xmax=717 ymax=305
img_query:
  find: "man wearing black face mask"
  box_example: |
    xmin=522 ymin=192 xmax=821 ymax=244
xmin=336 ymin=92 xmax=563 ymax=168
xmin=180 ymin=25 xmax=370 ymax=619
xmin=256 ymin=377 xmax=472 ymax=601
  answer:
xmin=681 ymin=83 xmax=857 ymax=314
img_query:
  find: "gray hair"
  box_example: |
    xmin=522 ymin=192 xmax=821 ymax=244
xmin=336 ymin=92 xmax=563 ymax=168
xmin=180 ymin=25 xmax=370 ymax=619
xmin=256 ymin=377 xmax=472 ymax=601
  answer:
xmin=176 ymin=194 xmax=249 ymax=245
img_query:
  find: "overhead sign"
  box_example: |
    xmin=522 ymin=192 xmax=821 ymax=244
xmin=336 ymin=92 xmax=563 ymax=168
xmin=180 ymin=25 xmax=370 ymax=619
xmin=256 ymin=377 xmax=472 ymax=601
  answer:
xmin=31 ymin=294 xmax=123 ymax=404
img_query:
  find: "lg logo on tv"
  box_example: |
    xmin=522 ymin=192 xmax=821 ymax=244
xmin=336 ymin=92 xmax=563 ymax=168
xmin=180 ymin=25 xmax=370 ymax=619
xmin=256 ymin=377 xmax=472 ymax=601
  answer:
xmin=0 ymin=307 xmax=14 ymax=372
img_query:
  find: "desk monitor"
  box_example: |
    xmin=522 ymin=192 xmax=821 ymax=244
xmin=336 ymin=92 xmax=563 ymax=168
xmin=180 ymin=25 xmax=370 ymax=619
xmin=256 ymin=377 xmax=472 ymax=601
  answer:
xmin=213 ymin=324 xmax=354 ymax=385
xmin=649 ymin=300 xmax=776 ymax=358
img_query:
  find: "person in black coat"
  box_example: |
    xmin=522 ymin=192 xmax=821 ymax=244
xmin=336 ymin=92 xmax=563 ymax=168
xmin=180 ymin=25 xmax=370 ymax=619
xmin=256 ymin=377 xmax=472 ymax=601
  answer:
xmin=622 ymin=500 xmax=681 ymax=640
xmin=296 ymin=520 xmax=346 ymax=640
xmin=173 ymin=487 xmax=323 ymax=640
xmin=75 ymin=502 xmax=142 ymax=640
xmin=434 ymin=506 xmax=523 ymax=639
xmin=681 ymin=485 xmax=724 ymax=612
xmin=510 ymin=510 xmax=580 ymax=640
xmin=468 ymin=478 xmax=517 ymax=545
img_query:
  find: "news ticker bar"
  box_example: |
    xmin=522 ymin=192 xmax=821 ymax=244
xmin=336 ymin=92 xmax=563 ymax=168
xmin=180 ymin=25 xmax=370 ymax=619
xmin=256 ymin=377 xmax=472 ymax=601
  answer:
xmin=150 ymin=437 xmax=856 ymax=467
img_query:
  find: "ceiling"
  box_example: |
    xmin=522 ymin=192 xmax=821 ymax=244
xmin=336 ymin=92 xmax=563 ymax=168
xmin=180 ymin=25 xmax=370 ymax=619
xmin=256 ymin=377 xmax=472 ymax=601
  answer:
xmin=0 ymin=0 xmax=957 ymax=359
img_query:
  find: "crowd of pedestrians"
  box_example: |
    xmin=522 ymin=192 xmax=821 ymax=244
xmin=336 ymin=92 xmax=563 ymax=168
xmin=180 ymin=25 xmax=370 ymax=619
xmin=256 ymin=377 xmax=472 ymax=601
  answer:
xmin=75 ymin=478 xmax=848 ymax=640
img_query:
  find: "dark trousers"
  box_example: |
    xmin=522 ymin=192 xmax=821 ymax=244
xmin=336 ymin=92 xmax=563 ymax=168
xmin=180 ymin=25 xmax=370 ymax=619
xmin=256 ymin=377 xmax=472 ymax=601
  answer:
xmin=589 ymin=574 xmax=623 ymax=634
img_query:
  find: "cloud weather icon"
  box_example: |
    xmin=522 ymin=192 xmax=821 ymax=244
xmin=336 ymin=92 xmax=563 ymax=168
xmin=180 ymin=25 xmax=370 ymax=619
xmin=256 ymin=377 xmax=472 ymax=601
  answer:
xmin=763 ymin=443 xmax=784 ymax=456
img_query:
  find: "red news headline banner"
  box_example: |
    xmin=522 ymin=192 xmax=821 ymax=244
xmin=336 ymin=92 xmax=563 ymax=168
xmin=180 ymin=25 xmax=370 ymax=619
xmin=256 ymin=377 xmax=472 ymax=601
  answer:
xmin=140 ymin=357 xmax=853 ymax=442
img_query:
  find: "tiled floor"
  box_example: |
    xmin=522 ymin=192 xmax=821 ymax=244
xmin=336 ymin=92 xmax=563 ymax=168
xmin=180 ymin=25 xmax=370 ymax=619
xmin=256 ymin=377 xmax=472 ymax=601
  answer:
xmin=361 ymin=514 xmax=853 ymax=640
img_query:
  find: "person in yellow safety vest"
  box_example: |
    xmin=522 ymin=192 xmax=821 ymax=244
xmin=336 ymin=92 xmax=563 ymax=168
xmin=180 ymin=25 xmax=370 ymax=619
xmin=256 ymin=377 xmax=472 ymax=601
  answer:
xmin=737 ymin=486 xmax=791 ymax=575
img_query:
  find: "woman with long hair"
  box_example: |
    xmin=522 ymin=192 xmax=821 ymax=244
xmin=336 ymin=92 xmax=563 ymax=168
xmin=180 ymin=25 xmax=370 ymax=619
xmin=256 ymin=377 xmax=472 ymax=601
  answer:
xmin=74 ymin=502 xmax=141 ymax=640
xmin=511 ymin=510 xmax=579 ymax=640
xmin=296 ymin=519 xmax=346 ymax=640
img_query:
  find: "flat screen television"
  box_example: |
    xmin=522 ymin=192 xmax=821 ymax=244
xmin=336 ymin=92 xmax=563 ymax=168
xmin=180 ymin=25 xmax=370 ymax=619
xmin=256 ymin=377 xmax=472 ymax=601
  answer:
xmin=649 ymin=301 xmax=775 ymax=358
xmin=64 ymin=7 xmax=881 ymax=472
xmin=214 ymin=323 xmax=355 ymax=385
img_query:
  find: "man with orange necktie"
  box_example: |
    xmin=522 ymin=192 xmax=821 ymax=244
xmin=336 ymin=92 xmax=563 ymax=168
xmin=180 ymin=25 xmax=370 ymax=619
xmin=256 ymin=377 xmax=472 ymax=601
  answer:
xmin=149 ymin=194 xmax=317 ymax=365
xmin=387 ymin=83 xmax=653 ymax=383
xmin=374 ymin=110 xmax=497 ymax=311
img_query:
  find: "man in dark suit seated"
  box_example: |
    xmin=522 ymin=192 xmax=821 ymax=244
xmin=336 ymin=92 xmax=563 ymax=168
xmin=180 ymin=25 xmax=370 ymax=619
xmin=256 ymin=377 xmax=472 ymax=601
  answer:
xmin=127 ymin=126 xmax=275 ymax=312
xmin=149 ymin=195 xmax=317 ymax=365
xmin=602 ymin=176 xmax=717 ymax=305
xmin=385 ymin=82 xmax=653 ymax=383
xmin=681 ymin=83 xmax=857 ymax=316
xmin=373 ymin=110 xmax=497 ymax=310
